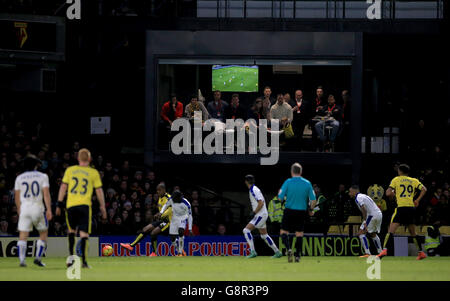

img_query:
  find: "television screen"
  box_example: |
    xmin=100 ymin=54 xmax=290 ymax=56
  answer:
xmin=212 ymin=65 xmax=258 ymax=92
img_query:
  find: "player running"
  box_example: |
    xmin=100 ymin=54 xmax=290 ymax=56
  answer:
xmin=121 ymin=183 xmax=173 ymax=256
xmin=56 ymin=148 xmax=107 ymax=268
xmin=157 ymin=190 xmax=193 ymax=256
xmin=377 ymin=164 xmax=427 ymax=260
xmin=348 ymin=185 xmax=383 ymax=257
xmin=243 ymin=175 xmax=282 ymax=259
xmin=15 ymin=155 xmax=52 ymax=267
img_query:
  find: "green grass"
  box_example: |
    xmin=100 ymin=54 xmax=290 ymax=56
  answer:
xmin=212 ymin=65 xmax=258 ymax=92
xmin=1 ymin=256 xmax=450 ymax=281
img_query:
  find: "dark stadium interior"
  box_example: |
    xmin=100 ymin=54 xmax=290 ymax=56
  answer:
xmin=0 ymin=0 xmax=449 ymax=239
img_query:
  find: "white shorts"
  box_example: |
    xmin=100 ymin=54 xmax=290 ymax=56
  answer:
xmin=249 ymin=213 xmax=268 ymax=229
xmin=18 ymin=206 xmax=48 ymax=232
xmin=169 ymin=215 xmax=188 ymax=235
xmin=365 ymin=213 xmax=382 ymax=234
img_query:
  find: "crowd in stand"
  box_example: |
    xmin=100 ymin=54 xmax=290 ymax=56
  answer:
xmin=0 ymin=111 xmax=449 ymax=237
xmin=159 ymin=86 xmax=351 ymax=152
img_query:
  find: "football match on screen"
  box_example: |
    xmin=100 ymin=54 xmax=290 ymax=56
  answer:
xmin=0 ymin=0 xmax=449 ymax=296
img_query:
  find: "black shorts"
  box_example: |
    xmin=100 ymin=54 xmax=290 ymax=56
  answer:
xmin=151 ymin=220 xmax=170 ymax=233
xmin=66 ymin=205 xmax=91 ymax=234
xmin=391 ymin=207 xmax=415 ymax=225
xmin=281 ymin=209 xmax=307 ymax=233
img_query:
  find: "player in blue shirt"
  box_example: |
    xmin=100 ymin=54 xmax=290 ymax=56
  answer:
xmin=277 ymin=163 xmax=316 ymax=262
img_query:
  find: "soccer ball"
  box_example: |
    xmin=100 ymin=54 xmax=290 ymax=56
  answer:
xmin=102 ymin=245 xmax=113 ymax=257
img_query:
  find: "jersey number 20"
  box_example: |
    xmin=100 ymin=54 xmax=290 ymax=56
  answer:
xmin=22 ymin=181 xmax=40 ymax=198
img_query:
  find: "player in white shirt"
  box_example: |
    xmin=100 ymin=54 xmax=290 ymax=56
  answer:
xmin=243 ymin=175 xmax=282 ymax=259
xmin=349 ymin=185 xmax=383 ymax=257
xmin=158 ymin=190 xmax=193 ymax=256
xmin=14 ymin=155 xmax=52 ymax=267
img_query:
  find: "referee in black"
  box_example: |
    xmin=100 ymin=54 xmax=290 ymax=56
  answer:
xmin=277 ymin=163 xmax=317 ymax=262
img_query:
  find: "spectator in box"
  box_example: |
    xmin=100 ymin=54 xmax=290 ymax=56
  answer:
xmin=270 ymin=94 xmax=293 ymax=127
xmin=161 ymin=93 xmax=184 ymax=127
xmin=185 ymin=94 xmax=209 ymax=121
xmin=290 ymin=90 xmax=311 ymax=150
xmin=262 ymin=86 xmax=276 ymax=106
xmin=313 ymin=86 xmax=326 ymax=115
xmin=315 ymin=95 xmax=342 ymax=149
xmin=224 ymin=94 xmax=247 ymax=120
xmin=261 ymin=98 xmax=272 ymax=121
xmin=248 ymin=98 xmax=263 ymax=123
xmin=207 ymin=90 xmax=228 ymax=122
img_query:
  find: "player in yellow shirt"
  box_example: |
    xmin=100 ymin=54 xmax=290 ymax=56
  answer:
xmin=121 ymin=183 xmax=173 ymax=256
xmin=56 ymin=148 xmax=107 ymax=268
xmin=377 ymin=164 xmax=427 ymax=260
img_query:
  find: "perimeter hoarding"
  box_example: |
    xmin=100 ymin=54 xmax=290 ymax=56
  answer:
xmin=99 ymin=235 xmax=367 ymax=257
xmin=0 ymin=237 xmax=99 ymax=257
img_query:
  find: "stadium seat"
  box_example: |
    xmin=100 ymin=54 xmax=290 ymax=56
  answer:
xmin=439 ymin=226 xmax=450 ymax=235
xmin=341 ymin=225 xmax=353 ymax=236
xmin=395 ymin=226 xmax=409 ymax=236
xmin=416 ymin=225 xmax=428 ymax=236
xmin=327 ymin=225 xmax=348 ymax=235
xmin=345 ymin=216 xmax=362 ymax=224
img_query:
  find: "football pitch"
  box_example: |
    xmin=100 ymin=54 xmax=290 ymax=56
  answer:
xmin=1 ymin=256 xmax=450 ymax=281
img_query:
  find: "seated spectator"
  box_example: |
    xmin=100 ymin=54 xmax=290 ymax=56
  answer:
xmin=315 ymin=95 xmax=342 ymax=150
xmin=224 ymin=94 xmax=247 ymax=120
xmin=97 ymin=217 xmax=111 ymax=235
xmin=185 ymin=94 xmax=209 ymax=121
xmin=430 ymin=188 xmax=442 ymax=206
xmin=121 ymin=210 xmax=132 ymax=233
xmin=191 ymin=198 xmax=201 ymax=227
xmin=52 ymin=221 xmax=65 ymax=236
xmin=283 ymin=93 xmax=291 ymax=105
xmin=133 ymin=170 xmax=144 ymax=187
xmin=207 ymin=90 xmax=228 ymax=122
xmin=144 ymin=209 xmax=153 ymax=224
xmin=105 ymin=188 xmax=117 ymax=206
xmin=130 ymin=191 xmax=140 ymax=204
xmin=217 ymin=224 xmax=227 ymax=235
xmin=132 ymin=211 xmax=143 ymax=233
xmin=261 ymin=98 xmax=272 ymax=121
xmin=123 ymin=200 xmax=133 ymax=212
xmin=0 ymin=220 xmax=10 ymax=236
xmin=270 ymin=94 xmax=293 ymax=128
xmin=107 ymin=208 xmax=116 ymax=223
xmin=8 ymin=213 xmax=18 ymax=235
xmin=119 ymin=180 xmax=129 ymax=196
xmin=160 ymin=93 xmax=184 ymax=127
xmin=247 ymin=97 xmax=263 ymax=122
xmin=111 ymin=216 xmax=127 ymax=235
xmin=437 ymin=195 xmax=449 ymax=225
xmin=145 ymin=171 xmax=158 ymax=193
